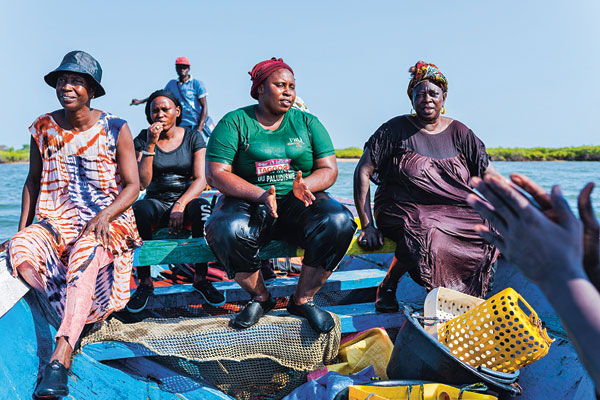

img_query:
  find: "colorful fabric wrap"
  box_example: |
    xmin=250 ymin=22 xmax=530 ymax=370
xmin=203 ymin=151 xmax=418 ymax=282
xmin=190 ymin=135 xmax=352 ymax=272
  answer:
xmin=407 ymin=60 xmax=448 ymax=99
xmin=249 ymin=57 xmax=294 ymax=100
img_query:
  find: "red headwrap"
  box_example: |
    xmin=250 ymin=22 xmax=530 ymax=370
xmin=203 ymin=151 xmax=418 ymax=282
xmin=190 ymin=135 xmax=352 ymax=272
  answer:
xmin=249 ymin=57 xmax=294 ymax=100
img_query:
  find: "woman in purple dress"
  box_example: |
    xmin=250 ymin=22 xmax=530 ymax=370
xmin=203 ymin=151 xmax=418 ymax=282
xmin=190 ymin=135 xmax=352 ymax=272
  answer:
xmin=354 ymin=61 xmax=500 ymax=312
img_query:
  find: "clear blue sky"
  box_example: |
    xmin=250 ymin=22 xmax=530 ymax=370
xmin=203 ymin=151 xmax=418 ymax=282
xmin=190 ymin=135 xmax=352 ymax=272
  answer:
xmin=1 ymin=0 xmax=598 ymax=149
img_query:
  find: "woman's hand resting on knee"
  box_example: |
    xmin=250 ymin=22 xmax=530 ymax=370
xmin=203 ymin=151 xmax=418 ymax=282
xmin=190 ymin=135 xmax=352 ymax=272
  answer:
xmin=78 ymin=210 xmax=111 ymax=248
xmin=169 ymin=202 xmax=185 ymax=234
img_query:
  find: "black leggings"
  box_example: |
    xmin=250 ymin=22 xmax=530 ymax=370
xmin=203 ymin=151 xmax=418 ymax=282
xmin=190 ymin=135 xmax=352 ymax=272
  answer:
xmin=133 ymin=197 xmax=212 ymax=279
xmin=205 ymin=191 xmax=357 ymax=278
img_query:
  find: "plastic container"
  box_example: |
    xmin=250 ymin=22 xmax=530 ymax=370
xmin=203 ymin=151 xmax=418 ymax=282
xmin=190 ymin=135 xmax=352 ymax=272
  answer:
xmin=438 ymin=288 xmax=554 ymax=373
xmin=423 ymin=287 xmax=484 ymax=338
xmin=386 ymin=307 xmax=521 ymax=398
xmin=348 ymin=382 xmax=498 ymax=400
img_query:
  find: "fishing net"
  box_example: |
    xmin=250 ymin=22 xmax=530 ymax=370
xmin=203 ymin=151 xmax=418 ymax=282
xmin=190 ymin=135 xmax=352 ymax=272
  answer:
xmin=81 ymin=306 xmax=341 ymax=399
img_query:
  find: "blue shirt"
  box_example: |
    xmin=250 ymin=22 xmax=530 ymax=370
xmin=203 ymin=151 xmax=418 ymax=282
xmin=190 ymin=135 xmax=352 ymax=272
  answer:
xmin=164 ymin=76 xmax=213 ymax=130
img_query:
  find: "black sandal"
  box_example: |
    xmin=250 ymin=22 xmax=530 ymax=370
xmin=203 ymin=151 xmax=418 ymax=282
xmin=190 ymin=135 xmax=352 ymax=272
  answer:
xmin=232 ymin=294 xmax=276 ymax=329
xmin=287 ymin=296 xmax=335 ymax=333
xmin=34 ymin=360 xmax=69 ymax=399
xmin=375 ymin=285 xmax=399 ymax=313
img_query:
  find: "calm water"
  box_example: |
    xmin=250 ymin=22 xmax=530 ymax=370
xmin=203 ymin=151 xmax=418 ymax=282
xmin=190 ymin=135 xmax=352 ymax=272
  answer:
xmin=1 ymin=161 xmax=598 ymax=241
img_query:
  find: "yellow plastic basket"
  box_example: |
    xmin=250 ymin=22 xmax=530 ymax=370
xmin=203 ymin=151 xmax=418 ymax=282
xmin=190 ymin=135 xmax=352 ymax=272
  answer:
xmin=438 ymin=288 xmax=554 ymax=373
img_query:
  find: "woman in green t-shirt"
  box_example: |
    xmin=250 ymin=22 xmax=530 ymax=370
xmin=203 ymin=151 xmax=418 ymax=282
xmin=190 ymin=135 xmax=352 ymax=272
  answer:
xmin=205 ymin=58 xmax=357 ymax=333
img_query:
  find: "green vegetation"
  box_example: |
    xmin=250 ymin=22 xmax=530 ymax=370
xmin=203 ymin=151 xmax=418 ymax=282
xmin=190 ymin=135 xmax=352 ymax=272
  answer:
xmin=335 ymin=147 xmax=363 ymax=159
xmin=2 ymin=144 xmax=599 ymax=162
xmin=487 ymin=146 xmax=600 ymax=161
xmin=335 ymin=146 xmax=600 ymax=161
xmin=0 ymin=144 xmax=29 ymax=163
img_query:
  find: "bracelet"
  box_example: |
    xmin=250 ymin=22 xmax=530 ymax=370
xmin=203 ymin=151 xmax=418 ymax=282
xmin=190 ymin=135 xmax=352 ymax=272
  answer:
xmin=175 ymin=200 xmax=183 ymax=206
xmin=141 ymin=150 xmax=155 ymax=156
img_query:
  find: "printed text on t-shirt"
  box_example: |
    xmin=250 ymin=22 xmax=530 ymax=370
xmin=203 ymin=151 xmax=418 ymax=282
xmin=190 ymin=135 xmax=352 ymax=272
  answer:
xmin=255 ymin=159 xmax=291 ymax=176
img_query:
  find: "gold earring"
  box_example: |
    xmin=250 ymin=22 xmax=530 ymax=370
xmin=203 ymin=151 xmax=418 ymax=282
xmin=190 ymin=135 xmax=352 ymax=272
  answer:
xmin=441 ymin=106 xmax=446 ymax=115
xmin=410 ymin=108 xmax=416 ymax=116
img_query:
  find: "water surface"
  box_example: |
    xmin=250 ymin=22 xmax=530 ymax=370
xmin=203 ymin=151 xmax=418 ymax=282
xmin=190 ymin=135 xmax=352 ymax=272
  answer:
xmin=1 ymin=161 xmax=598 ymax=241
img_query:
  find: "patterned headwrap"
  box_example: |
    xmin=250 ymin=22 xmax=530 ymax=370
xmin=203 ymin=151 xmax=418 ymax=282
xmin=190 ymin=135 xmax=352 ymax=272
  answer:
xmin=407 ymin=61 xmax=448 ymax=99
xmin=249 ymin=57 xmax=294 ymax=100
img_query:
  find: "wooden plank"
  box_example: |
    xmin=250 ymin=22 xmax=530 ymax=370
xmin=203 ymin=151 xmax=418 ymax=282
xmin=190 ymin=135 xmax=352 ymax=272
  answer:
xmin=82 ymin=302 xmax=405 ymax=362
xmin=324 ymin=302 xmax=406 ymax=333
xmin=0 ymin=256 xmax=30 ymax=319
xmin=145 ymin=268 xmax=387 ymax=309
xmin=133 ymin=233 xmax=396 ymax=267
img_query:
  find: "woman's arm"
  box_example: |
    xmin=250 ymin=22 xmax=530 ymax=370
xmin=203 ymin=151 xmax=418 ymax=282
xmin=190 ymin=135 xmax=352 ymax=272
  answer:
xmin=206 ymin=160 xmax=277 ymax=217
xmin=353 ymin=149 xmax=383 ymax=249
xmin=292 ymin=155 xmax=338 ymax=206
xmin=138 ymin=123 xmax=162 ymax=190
xmin=176 ymin=148 xmax=207 ymax=206
xmin=303 ymin=155 xmax=337 ymax=192
xmin=168 ymin=149 xmax=207 ymax=233
xmin=80 ymin=123 xmax=140 ymax=246
xmin=18 ymin=137 xmax=42 ymax=231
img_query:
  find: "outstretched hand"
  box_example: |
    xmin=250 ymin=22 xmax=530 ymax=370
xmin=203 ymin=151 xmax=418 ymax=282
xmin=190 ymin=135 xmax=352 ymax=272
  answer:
xmin=467 ymin=175 xmax=585 ymax=286
xmin=293 ymin=171 xmax=316 ymax=207
xmin=260 ymin=186 xmax=278 ymax=218
xmin=130 ymin=99 xmax=144 ymax=106
xmin=510 ymin=174 xmax=600 ymax=289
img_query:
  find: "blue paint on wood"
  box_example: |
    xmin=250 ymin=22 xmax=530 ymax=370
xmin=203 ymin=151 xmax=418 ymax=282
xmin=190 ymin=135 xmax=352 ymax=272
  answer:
xmin=145 ymin=268 xmax=387 ymax=309
xmin=0 ymin=291 xmax=231 ymax=399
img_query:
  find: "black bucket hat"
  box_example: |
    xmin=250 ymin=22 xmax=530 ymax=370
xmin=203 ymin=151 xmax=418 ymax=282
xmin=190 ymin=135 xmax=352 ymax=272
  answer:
xmin=44 ymin=50 xmax=106 ymax=98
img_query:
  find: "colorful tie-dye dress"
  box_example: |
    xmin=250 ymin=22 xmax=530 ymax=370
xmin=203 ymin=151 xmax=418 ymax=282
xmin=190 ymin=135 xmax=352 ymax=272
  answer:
xmin=9 ymin=112 xmax=142 ymax=334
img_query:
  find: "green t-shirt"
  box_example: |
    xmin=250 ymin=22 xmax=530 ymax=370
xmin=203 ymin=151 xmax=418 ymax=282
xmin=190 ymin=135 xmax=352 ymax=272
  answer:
xmin=206 ymin=106 xmax=336 ymax=197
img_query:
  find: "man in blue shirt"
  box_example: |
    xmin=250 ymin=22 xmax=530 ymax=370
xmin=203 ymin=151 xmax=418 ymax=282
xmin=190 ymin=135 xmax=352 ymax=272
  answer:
xmin=131 ymin=57 xmax=215 ymax=141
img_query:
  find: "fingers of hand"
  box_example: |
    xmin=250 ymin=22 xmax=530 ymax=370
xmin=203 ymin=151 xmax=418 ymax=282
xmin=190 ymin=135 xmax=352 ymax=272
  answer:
xmin=268 ymin=199 xmax=278 ymax=218
xmin=467 ymin=193 xmax=507 ymax=231
xmin=578 ymin=183 xmax=599 ymax=230
xmin=474 ymin=224 xmax=505 ymax=252
xmin=474 ymin=175 xmax=530 ymax=223
xmin=550 ymin=185 xmax=578 ymax=228
xmin=510 ymin=173 xmax=552 ymax=209
xmin=358 ymin=230 xmax=381 ymax=250
xmin=102 ymin=227 xmax=110 ymax=248
xmin=303 ymin=189 xmax=315 ymax=207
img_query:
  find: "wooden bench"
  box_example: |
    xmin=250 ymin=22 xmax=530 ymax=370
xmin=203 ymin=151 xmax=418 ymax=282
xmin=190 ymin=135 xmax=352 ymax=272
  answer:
xmin=80 ymin=232 xmax=402 ymax=362
xmin=133 ymin=233 xmax=396 ymax=266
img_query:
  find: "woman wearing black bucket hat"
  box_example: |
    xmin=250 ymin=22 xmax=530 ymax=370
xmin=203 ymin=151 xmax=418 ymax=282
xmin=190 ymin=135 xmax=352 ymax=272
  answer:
xmin=7 ymin=50 xmax=141 ymax=398
xmin=126 ymin=89 xmax=225 ymax=313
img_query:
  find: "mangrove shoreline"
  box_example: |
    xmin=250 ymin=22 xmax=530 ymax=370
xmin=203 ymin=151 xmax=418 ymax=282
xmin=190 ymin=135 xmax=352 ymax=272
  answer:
xmin=333 ymin=146 xmax=600 ymax=161
xmin=2 ymin=145 xmax=600 ymax=163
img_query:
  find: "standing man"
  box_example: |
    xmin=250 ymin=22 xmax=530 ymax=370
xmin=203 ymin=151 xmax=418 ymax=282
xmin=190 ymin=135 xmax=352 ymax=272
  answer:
xmin=131 ymin=57 xmax=215 ymax=142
